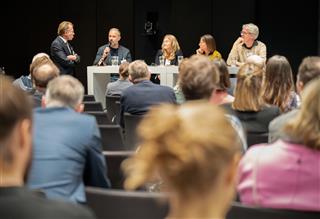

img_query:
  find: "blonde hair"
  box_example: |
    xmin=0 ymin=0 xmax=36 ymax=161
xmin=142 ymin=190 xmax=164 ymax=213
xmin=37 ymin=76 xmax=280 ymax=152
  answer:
xmin=45 ymin=75 xmax=84 ymax=109
xmin=262 ymin=55 xmax=294 ymax=112
xmin=283 ymin=78 xmax=320 ymax=149
xmin=57 ymin=21 xmax=73 ymax=36
xmin=123 ymin=102 xmax=240 ymax=197
xmin=162 ymin=34 xmax=181 ymax=60
xmin=232 ymin=63 xmax=264 ymax=111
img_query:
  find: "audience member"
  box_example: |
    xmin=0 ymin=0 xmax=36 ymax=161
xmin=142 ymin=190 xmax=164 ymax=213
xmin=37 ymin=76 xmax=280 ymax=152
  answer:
xmin=196 ymin=34 xmax=222 ymax=60
xmin=13 ymin=53 xmax=50 ymax=93
xmin=51 ymin=21 xmax=80 ymax=75
xmin=223 ymin=63 xmax=280 ymax=138
xmin=227 ymin=23 xmax=266 ymax=67
xmin=123 ymin=102 xmax=241 ymax=219
xmin=155 ymin=34 xmax=183 ymax=65
xmin=211 ymin=59 xmax=234 ymax=104
xmin=262 ymin=55 xmax=298 ymax=113
xmin=31 ymin=61 xmax=60 ymax=108
xmin=179 ymin=55 xmax=247 ymax=152
xmin=105 ymin=61 xmax=132 ymax=96
xmin=27 ymin=75 xmax=110 ymax=203
xmin=94 ymin=27 xmax=132 ymax=66
xmin=0 ymin=75 xmax=95 ymax=219
xmin=120 ymin=60 xmax=176 ymax=127
xmin=238 ymin=77 xmax=320 ymax=212
xmin=269 ymin=56 xmax=320 ymax=142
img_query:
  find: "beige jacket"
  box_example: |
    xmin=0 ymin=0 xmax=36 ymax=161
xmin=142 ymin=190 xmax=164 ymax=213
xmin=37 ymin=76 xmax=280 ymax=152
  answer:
xmin=227 ymin=40 xmax=266 ymax=66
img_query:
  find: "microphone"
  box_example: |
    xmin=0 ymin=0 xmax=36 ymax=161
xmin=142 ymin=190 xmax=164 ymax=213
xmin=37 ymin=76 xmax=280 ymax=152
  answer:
xmin=97 ymin=42 xmax=111 ymax=66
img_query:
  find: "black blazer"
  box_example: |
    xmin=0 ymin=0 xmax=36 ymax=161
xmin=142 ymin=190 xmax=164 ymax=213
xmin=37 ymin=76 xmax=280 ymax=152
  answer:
xmin=154 ymin=49 xmax=183 ymax=66
xmin=50 ymin=36 xmax=80 ymax=75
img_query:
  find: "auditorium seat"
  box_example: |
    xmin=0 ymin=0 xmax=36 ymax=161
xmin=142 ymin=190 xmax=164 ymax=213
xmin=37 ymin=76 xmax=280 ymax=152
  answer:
xmin=99 ymin=125 xmax=125 ymax=151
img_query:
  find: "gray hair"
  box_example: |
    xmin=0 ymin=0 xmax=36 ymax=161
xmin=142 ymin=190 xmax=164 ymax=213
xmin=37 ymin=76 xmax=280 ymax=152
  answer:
xmin=243 ymin=23 xmax=259 ymax=39
xmin=128 ymin=60 xmax=149 ymax=82
xmin=45 ymin=75 xmax=84 ymax=109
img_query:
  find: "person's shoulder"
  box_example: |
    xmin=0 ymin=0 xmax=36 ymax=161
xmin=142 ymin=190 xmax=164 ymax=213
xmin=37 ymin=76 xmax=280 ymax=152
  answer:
xmin=119 ymin=45 xmax=130 ymax=52
xmin=269 ymin=109 xmax=299 ymax=129
xmin=257 ymin=40 xmax=266 ymax=47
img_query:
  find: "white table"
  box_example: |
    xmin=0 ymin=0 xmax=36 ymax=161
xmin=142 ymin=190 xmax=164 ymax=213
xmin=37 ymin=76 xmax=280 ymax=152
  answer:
xmin=87 ymin=65 xmax=238 ymax=108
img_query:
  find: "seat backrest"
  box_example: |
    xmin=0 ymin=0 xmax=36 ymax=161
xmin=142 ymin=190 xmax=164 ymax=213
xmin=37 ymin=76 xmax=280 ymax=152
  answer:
xmin=103 ymin=151 xmax=134 ymax=189
xmin=86 ymin=111 xmax=110 ymax=125
xmin=123 ymin=113 xmax=144 ymax=150
xmin=105 ymin=95 xmax=121 ymax=124
xmin=247 ymin=132 xmax=268 ymax=147
xmin=83 ymin=94 xmax=96 ymax=102
xmin=226 ymin=202 xmax=320 ymax=219
xmin=99 ymin=125 xmax=125 ymax=151
xmin=83 ymin=101 xmax=103 ymax=112
xmin=86 ymin=187 xmax=169 ymax=219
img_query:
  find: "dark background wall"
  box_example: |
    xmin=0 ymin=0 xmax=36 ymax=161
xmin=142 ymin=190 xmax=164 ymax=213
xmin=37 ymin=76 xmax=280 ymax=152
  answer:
xmin=1 ymin=0 xmax=318 ymax=90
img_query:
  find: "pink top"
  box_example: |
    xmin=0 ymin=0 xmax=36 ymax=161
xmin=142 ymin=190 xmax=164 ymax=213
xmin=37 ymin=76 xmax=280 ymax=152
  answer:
xmin=237 ymin=140 xmax=320 ymax=211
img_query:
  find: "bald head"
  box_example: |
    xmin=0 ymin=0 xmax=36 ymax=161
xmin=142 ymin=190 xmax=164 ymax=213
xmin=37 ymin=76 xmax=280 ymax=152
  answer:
xmin=33 ymin=63 xmax=59 ymax=89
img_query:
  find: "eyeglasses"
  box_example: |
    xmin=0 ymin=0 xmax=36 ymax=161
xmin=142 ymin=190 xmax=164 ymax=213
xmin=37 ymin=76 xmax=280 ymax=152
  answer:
xmin=240 ymin=31 xmax=250 ymax=36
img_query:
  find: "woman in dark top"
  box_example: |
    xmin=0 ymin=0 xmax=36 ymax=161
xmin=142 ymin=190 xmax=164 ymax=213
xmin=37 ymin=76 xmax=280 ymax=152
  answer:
xmin=223 ymin=63 xmax=280 ymax=135
xmin=155 ymin=34 xmax=183 ymax=66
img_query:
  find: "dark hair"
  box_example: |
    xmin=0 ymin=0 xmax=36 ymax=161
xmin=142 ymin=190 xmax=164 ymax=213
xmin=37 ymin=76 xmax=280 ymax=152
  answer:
xmin=212 ymin=59 xmax=231 ymax=91
xmin=179 ymin=55 xmax=219 ymax=100
xmin=200 ymin=34 xmax=217 ymax=53
xmin=0 ymin=75 xmax=32 ymax=162
xmin=297 ymin=56 xmax=320 ymax=86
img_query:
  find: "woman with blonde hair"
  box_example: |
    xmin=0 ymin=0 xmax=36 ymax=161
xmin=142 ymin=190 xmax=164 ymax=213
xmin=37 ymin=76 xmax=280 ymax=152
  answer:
xmin=262 ymin=55 xmax=298 ymax=112
xmin=238 ymin=77 xmax=320 ymax=211
xmin=123 ymin=102 xmax=241 ymax=219
xmin=196 ymin=34 xmax=222 ymax=60
xmin=223 ymin=63 xmax=280 ymax=136
xmin=155 ymin=34 xmax=183 ymax=66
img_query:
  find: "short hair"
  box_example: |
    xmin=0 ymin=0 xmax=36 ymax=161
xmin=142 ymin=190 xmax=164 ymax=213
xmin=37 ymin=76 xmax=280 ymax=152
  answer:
xmin=32 ymin=62 xmax=59 ymax=88
xmin=128 ymin=60 xmax=149 ymax=82
xmin=179 ymin=55 xmax=219 ymax=100
xmin=262 ymin=55 xmax=294 ymax=112
xmin=245 ymin=55 xmax=265 ymax=68
xmin=232 ymin=63 xmax=264 ymax=111
xmin=45 ymin=75 xmax=84 ymax=109
xmin=0 ymin=75 xmax=32 ymax=163
xmin=297 ymin=56 xmax=320 ymax=86
xmin=200 ymin=34 xmax=217 ymax=53
xmin=57 ymin=21 xmax=73 ymax=36
xmin=283 ymin=78 xmax=320 ymax=150
xmin=123 ymin=102 xmax=240 ymax=197
xmin=118 ymin=61 xmax=130 ymax=78
xmin=109 ymin=28 xmax=121 ymax=36
xmin=212 ymin=59 xmax=231 ymax=91
xmin=162 ymin=34 xmax=181 ymax=60
xmin=243 ymin=23 xmax=259 ymax=39
xmin=31 ymin=52 xmax=49 ymax=63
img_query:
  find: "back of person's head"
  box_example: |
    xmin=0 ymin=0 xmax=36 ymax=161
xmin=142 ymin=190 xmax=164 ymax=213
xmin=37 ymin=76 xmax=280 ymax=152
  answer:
xmin=118 ymin=61 xmax=130 ymax=79
xmin=200 ymin=34 xmax=217 ymax=53
xmin=262 ymin=55 xmax=294 ymax=112
xmin=243 ymin=23 xmax=259 ymax=40
xmin=232 ymin=63 xmax=264 ymax=111
xmin=245 ymin=54 xmax=265 ymax=68
xmin=213 ymin=59 xmax=231 ymax=91
xmin=32 ymin=62 xmax=59 ymax=89
xmin=45 ymin=75 xmax=84 ymax=109
xmin=283 ymin=78 xmax=320 ymax=150
xmin=297 ymin=56 xmax=320 ymax=88
xmin=0 ymin=75 xmax=32 ymax=172
xmin=128 ymin=60 xmax=149 ymax=83
xmin=123 ymin=101 xmax=241 ymax=199
xmin=179 ymin=55 xmax=219 ymax=100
